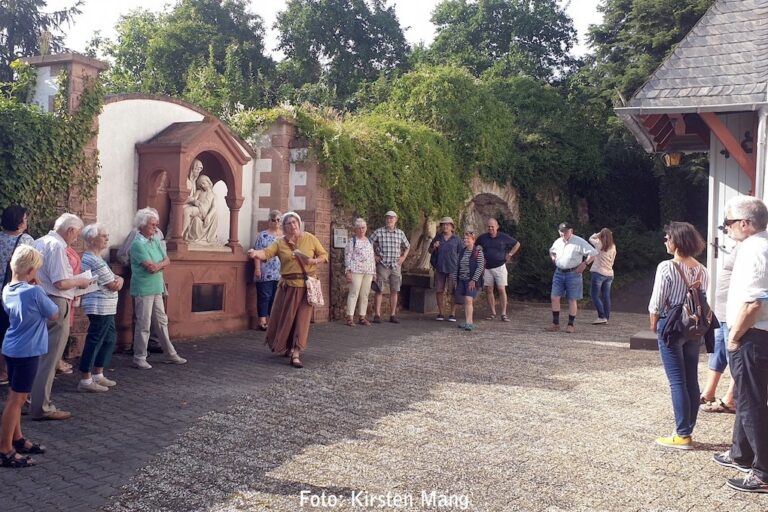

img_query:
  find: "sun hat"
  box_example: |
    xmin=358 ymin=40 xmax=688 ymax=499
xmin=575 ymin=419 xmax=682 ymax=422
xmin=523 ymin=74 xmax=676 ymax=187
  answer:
xmin=384 ymin=210 xmax=398 ymax=218
xmin=439 ymin=216 xmax=455 ymax=226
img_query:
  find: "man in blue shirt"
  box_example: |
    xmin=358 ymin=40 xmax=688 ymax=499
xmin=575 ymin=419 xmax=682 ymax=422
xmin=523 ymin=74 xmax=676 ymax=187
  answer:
xmin=475 ymin=218 xmax=521 ymax=322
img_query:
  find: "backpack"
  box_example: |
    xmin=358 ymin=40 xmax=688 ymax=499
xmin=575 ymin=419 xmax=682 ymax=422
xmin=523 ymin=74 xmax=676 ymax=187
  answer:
xmin=672 ymin=262 xmax=713 ymax=340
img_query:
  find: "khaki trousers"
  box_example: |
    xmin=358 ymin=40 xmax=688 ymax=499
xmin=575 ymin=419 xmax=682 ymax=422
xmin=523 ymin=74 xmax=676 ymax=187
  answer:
xmin=133 ymin=295 xmax=177 ymax=363
xmin=30 ymin=296 xmax=69 ymax=419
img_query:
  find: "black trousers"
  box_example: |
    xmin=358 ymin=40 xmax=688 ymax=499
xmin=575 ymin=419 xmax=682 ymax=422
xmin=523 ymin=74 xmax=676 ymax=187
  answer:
xmin=730 ymin=328 xmax=768 ymax=480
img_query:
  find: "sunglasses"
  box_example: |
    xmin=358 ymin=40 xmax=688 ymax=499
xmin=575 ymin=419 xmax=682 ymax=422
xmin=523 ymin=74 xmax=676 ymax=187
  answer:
xmin=723 ymin=218 xmax=745 ymax=227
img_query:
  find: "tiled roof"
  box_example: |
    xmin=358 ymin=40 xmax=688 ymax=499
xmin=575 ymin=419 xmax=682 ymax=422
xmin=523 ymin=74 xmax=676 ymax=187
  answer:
xmin=627 ymin=0 xmax=768 ymax=109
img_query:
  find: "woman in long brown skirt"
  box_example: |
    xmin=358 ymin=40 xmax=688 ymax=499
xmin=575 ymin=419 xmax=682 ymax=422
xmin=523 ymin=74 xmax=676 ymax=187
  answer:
xmin=248 ymin=212 xmax=328 ymax=368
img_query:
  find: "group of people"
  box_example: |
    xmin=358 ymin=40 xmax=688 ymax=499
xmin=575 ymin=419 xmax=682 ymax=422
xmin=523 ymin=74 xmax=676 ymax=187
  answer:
xmin=0 ymin=207 xmax=186 ymax=468
xmin=649 ymin=196 xmax=768 ymax=494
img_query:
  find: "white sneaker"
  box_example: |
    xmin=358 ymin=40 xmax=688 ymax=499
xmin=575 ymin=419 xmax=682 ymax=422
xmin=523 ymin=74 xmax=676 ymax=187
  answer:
xmin=162 ymin=355 xmax=187 ymax=365
xmin=132 ymin=360 xmax=152 ymax=370
xmin=77 ymin=380 xmax=108 ymax=393
xmin=93 ymin=375 xmax=117 ymax=387
xmin=592 ymin=318 xmax=608 ymax=325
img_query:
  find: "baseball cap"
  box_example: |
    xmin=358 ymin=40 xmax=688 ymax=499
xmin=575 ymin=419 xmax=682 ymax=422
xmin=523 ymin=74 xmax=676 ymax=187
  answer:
xmin=558 ymin=222 xmax=573 ymax=232
xmin=385 ymin=210 xmax=398 ymax=218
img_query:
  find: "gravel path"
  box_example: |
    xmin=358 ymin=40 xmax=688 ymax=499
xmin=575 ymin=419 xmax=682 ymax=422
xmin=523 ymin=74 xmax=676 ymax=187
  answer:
xmin=103 ymin=304 xmax=765 ymax=512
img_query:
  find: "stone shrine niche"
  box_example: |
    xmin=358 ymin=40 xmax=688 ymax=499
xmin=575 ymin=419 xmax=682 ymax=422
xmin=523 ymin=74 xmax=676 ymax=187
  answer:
xmin=135 ymin=117 xmax=249 ymax=254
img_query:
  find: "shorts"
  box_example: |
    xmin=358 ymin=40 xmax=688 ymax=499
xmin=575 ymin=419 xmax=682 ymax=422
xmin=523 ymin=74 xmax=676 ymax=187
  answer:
xmin=483 ymin=265 xmax=508 ymax=287
xmin=4 ymin=355 xmax=40 ymax=393
xmin=709 ymin=322 xmax=728 ymax=373
xmin=435 ymin=271 xmax=455 ymax=293
xmin=454 ymin=280 xmax=479 ymax=304
xmin=551 ymin=269 xmax=583 ymax=300
xmin=375 ymin=263 xmax=402 ymax=293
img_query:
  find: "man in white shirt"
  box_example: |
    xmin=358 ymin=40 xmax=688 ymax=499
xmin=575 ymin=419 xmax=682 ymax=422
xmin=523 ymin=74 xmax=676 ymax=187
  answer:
xmin=30 ymin=213 xmax=92 ymax=421
xmin=713 ymin=196 xmax=768 ymax=493
xmin=545 ymin=222 xmax=597 ymax=333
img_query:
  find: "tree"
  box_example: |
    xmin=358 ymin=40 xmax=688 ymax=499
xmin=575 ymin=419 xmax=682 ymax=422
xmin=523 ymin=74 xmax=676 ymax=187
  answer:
xmin=0 ymin=0 xmax=82 ymax=82
xmin=102 ymin=0 xmax=273 ymax=104
xmin=275 ymin=0 xmax=409 ymax=106
xmin=587 ymin=0 xmax=714 ymax=100
xmin=427 ymin=0 xmax=577 ymax=82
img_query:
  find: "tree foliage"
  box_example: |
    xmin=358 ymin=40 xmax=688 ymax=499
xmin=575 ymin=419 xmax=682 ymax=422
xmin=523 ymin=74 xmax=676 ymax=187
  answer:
xmin=0 ymin=0 xmax=82 ymax=82
xmin=100 ymin=0 xmax=273 ymax=108
xmin=275 ymin=0 xmax=409 ymax=106
xmin=426 ymin=0 xmax=577 ymax=81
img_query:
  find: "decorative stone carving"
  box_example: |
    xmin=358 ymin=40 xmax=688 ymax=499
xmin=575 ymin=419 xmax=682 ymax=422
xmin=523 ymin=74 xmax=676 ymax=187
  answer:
xmin=182 ymin=175 xmax=220 ymax=245
xmin=187 ymin=159 xmax=203 ymax=197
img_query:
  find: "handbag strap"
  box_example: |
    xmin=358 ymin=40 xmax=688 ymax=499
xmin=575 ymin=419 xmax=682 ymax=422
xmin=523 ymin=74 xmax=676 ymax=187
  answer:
xmin=3 ymin=235 xmax=23 ymax=288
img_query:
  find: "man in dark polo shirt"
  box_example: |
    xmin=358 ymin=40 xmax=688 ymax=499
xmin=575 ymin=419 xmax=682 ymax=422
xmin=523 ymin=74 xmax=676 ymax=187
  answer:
xmin=475 ymin=218 xmax=520 ymax=322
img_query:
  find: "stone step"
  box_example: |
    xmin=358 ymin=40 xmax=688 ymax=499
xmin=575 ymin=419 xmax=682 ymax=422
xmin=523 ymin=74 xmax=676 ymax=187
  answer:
xmin=630 ymin=330 xmax=658 ymax=351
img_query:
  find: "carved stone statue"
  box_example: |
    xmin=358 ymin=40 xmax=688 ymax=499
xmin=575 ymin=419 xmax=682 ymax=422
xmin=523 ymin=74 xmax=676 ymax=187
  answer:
xmin=187 ymin=159 xmax=203 ymax=197
xmin=182 ymin=174 xmax=220 ymax=245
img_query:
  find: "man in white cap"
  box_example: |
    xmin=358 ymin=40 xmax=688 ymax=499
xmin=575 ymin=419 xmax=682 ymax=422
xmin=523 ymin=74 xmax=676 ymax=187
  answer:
xmin=370 ymin=211 xmax=410 ymax=323
xmin=428 ymin=217 xmax=461 ymax=321
xmin=546 ymin=222 xmax=597 ymax=333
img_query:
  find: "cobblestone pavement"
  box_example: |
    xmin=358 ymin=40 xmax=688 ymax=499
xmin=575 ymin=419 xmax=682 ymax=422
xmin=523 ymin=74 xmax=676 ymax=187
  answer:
xmin=1 ymin=303 xmax=765 ymax=511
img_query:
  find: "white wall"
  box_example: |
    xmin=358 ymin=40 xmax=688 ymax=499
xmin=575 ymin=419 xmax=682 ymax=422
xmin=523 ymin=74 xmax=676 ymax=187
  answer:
xmin=29 ymin=66 xmax=57 ymax=112
xmin=707 ymin=112 xmax=754 ymax=310
xmin=97 ymin=99 xmax=261 ymax=252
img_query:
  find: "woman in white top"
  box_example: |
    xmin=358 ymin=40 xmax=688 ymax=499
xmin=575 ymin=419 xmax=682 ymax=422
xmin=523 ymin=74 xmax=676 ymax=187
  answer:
xmin=589 ymin=228 xmax=617 ymax=324
xmin=648 ymin=221 xmax=709 ymax=450
xmin=344 ymin=218 xmax=376 ymax=326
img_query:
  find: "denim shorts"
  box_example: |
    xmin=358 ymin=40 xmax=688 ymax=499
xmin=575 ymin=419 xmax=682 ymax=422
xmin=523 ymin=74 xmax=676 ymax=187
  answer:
xmin=4 ymin=355 xmax=40 ymax=393
xmin=551 ymin=269 xmax=583 ymax=300
xmin=709 ymin=323 xmax=728 ymax=373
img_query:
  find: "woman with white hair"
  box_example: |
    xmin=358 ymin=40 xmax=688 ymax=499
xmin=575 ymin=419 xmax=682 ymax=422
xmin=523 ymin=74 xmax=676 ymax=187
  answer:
xmin=344 ymin=218 xmax=375 ymax=326
xmin=248 ymin=212 xmax=328 ymax=368
xmin=129 ymin=208 xmax=186 ymax=369
xmin=78 ymin=223 xmax=124 ymax=392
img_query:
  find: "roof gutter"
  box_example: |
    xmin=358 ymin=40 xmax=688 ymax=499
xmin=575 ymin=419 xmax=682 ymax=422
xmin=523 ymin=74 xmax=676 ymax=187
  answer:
xmin=615 ymin=103 xmax=768 ymax=116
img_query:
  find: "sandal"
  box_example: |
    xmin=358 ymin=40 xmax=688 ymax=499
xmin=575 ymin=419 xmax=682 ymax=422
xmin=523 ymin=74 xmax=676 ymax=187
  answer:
xmin=485 ymin=314 xmax=497 ymax=320
xmin=0 ymin=450 xmax=34 ymax=468
xmin=358 ymin=317 xmax=371 ymax=326
xmin=13 ymin=437 xmax=46 ymax=455
xmin=501 ymin=314 xmax=510 ymax=322
xmin=701 ymin=398 xmax=735 ymax=414
xmin=345 ymin=316 xmax=355 ymax=327
xmin=290 ymin=356 xmax=304 ymax=369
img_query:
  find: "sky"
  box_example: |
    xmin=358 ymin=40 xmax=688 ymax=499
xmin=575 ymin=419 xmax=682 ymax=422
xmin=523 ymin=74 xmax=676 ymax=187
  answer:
xmin=48 ymin=0 xmax=604 ymax=58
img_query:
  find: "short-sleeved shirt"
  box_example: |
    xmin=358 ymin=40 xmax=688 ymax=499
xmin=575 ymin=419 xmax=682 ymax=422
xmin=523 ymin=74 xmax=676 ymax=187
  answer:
xmin=369 ymin=227 xmax=410 ymax=268
xmin=727 ymin=231 xmax=768 ymax=330
xmin=549 ymin=235 xmax=598 ymax=270
xmin=81 ymin=251 xmax=119 ymax=315
xmin=130 ymin=233 xmax=167 ymax=297
xmin=2 ymin=282 xmax=59 ymax=357
xmin=0 ymin=232 xmax=34 ymax=286
xmin=33 ymin=231 xmax=75 ymax=300
xmin=430 ymin=233 xmax=461 ymax=274
xmin=476 ymin=232 xmax=518 ymax=269
xmin=263 ymin=233 xmax=329 ymax=288
xmin=252 ymin=230 xmax=281 ymax=282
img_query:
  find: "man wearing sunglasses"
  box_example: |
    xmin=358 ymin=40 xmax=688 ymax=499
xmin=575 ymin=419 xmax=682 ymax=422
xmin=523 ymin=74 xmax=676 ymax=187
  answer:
xmin=714 ymin=196 xmax=768 ymax=493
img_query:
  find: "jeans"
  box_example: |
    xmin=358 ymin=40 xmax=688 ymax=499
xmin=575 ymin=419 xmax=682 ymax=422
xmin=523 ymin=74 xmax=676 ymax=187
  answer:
xmin=590 ymin=273 xmax=613 ymax=320
xmin=730 ymin=329 xmax=768 ymax=481
xmin=708 ymin=323 xmax=728 ymax=373
xmin=256 ymin=280 xmax=279 ymax=318
xmin=79 ymin=314 xmax=117 ymax=373
xmin=551 ymin=270 xmax=583 ymax=300
xmin=657 ymin=317 xmax=701 ymax=436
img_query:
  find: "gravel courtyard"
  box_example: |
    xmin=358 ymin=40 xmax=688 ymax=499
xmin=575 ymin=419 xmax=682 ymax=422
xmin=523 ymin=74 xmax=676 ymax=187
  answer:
xmin=94 ymin=303 xmax=765 ymax=512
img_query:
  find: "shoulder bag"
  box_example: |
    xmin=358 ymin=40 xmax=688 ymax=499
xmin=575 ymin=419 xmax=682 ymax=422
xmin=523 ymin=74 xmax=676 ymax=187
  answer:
xmin=288 ymin=237 xmax=325 ymax=307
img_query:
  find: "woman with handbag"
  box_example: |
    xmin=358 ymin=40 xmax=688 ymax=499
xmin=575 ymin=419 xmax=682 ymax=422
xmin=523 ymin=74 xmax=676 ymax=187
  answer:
xmin=0 ymin=206 xmax=34 ymax=386
xmin=248 ymin=212 xmax=328 ymax=369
